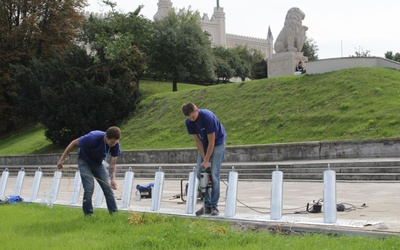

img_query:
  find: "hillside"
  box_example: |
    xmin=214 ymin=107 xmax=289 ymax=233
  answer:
xmin=1 ymin=67 xmax=400 ymax=155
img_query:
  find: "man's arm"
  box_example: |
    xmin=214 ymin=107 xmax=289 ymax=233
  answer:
xmin=109 ymin=156 xmax=118 ymax=190
xmin=193 ymin=134 xmax=205 ymax=159
xmin=202 ymin=132 xmax=215 ymax=169
xmin=57 ymin=139 xmax=79 ymax=169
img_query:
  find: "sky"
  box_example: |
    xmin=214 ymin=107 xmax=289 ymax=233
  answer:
xmin=85 ymin=0 xmax=400 ymax=59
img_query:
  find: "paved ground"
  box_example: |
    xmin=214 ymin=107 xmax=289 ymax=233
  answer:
xmin=2 ymin=171 xmax=399 ymax=237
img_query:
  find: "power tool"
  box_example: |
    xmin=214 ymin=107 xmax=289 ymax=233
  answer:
xmin=199 ymin=168 xmax=212 ymax=194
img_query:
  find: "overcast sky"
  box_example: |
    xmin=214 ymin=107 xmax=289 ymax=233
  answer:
xmin=85 ymin=0 xmax=400 ymax=59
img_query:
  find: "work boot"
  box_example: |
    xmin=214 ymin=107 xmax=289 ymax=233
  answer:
xmin=210 ymin=207 xmax=219 ymax=216
xmin=195 ymin=206 xmax=211 ymax=216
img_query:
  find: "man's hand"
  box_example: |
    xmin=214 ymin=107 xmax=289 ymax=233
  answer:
xmin=110 ymin=180 xmax=117 ymax=190
xmin=202 ymin=161 xmax=210 ymax=169
xmin=56 ymin=159 xmax=64 ymax=169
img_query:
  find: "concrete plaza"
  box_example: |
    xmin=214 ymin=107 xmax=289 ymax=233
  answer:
xmin=3 ymin=174 xmax=400 ymax=237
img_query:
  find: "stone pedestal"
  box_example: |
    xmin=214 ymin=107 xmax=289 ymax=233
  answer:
xmin=267 ymin=52 xmax=308 ymax=78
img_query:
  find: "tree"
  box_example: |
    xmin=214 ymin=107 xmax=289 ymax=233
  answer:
xmin=148 ymin=8 xmax=215 ymax=91
xmin=0 ymin=0 xmax=86 ymax=132
xmin=384 ymin=51 xmax=400 ymax=62
xmin=212 ymin=46 xmax=235 ymax=83
xmin=351 ymin=46 xmax=371 ymax=57
xmin=14 ymin=46 xmax=139 ymax=146
xmin=302 ymin=37 xmax=319 ymax=61
xmin=230 ymin=46 xmax=253 ymax=81
xmin=79 ymin=4 xmax=152 ymax=82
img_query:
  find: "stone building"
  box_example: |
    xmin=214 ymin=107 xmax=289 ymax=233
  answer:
xmin=153 ymin=0 xmax=274 ymax=59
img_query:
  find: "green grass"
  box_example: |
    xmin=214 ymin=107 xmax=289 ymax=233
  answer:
xmin=1 ymin=203 xmax=399 ymax=249
xmin=0 ymin=124 xmax=56 ymax=155
xmin=1 ymin=67 xmax=400 ymax=155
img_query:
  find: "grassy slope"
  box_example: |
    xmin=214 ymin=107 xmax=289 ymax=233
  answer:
xmin=1 ymin=67 xmax=400 ymax=155
xmin=120 ymin=67 xmax=400 ymax=150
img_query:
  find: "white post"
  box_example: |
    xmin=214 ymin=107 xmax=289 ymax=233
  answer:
xmin=225 ymin=168 xmax=238 ymax=217
xmin=151 ymin=168 xmax=165 ymax=211
xmin=323 ymin=164 xmax=337 ymax=224
xmin=94 ymin=181 xmax=104 ymax=207
xmin=270 ymin=166 xmax=283 ymax=220
xmin=49 ymin=170 xmax=62 ymax=204
xmin=14 ymin=167 xmax=26 ymax=196
xmin=185 ymin=168 xmax=199 ymax=214
xmin=120 ymin=168 xmax=134 ymax=209
xmin=28 ymin=167 xmax=43 ymax=202
xmin=0 ymin=168 xmax=9 ymax=199
xmin=69 ymin=171 xmax=82 ymax=205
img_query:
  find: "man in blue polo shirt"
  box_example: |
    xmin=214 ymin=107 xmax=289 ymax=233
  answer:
xmin=182 ymin=102 xmax=226 ymax=216
xmin=57 ymin=126 xmax=121 ymax=216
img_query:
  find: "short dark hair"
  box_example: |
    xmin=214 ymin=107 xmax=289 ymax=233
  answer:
xmin=181 ymin=102 xmax=197 ymax=116
xmin=106 ymin=126 xmax=121 ymax=140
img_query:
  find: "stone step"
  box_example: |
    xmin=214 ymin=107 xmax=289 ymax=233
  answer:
xmin=1 ymin=159 xmax=400 ymax=181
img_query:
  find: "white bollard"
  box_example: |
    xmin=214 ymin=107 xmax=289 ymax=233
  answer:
xmin=49 ymin=170 xmax=62 ymax=204
xmin=185 ymin=169 xmax=199 ymax=214
xmin=69 ymin=171 xmax=82 ymax=205
xmin=225 ymin=168 xmax=239 ymax=217
xmin=28 ymin=168 xmax=43 ymax=202
xmin=151 ymin=169 xmax=165 ymax=211
xmin=323 ymin=164 xmax=337 ymax=224
xmin=120 ymin=168 xmax=134 ymax=209
xmin=270 ymin=167 xmax=283 ymax=220
xmin=0 ymin=168 xmax=9 ymax=199
xmin=94 ymin=181 xmax=104 ymax=207
xmin=14 ymin=167 xmax=26 ymax=196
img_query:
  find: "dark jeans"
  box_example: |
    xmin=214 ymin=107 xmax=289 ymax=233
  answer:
xmin=78 ymin=159 xmax=118 ymax=215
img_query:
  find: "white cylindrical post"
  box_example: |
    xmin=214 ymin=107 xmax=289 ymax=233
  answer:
xmin=94 ymin=181 xmax=104 ymax=207
xmin=29 ymin=168 xmax=43 ymax=202
xmin=0 ymin=168 xmax=10 ymax=199
xmin=49 ymin=170 xmax=62 ymax=204
xmin=323 ymin=166 xmax=337 ymax=224
xmin=120 ymin=168 xmax=135 ymax=209
xmin=270 ymin=168 xmax=283 ymax=220
xmin=69 ymin=171 xmax=82 ymax=205
xmin=185 ymin=169 xmax=199 ymax=214
xmin=225 ymin=169 xmax=239 ymax=217
xmin=14 ymin=167 xmax=26 ymax=196
xmin=151 ymin=170 xmax=165 ymax=211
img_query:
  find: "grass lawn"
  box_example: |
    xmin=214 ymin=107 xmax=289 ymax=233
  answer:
xmin=1 ymin=203 xmax=399 ymax=249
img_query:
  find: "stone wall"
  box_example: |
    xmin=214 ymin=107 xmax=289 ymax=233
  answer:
xmin=306 ymin=57 xmax=400 ymax=74
xmin=1 ymin=138 xmax=399 ymax=165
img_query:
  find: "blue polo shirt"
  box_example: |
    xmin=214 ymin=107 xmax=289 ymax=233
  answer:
xmin=185 ymin=109 xmax=226 ymax=149
xmin=78 ymin=130 xmax=121 ymax=165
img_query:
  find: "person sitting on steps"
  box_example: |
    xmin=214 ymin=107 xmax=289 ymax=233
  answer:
xmin=295 ymin=61 xmax=306 ymax=74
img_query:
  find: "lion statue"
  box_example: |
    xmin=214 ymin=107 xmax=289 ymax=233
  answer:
xmin=274 ymin=7 xmax=308 ymax=53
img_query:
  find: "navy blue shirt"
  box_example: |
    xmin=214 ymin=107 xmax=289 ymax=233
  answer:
xmin=78 ymin=130 xmax=121 ymax=165
xmin=185 ymin=109 xmax=226 ymax=149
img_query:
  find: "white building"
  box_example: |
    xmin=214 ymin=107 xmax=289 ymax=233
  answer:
xmin=154 ymin=0 xmax=274 ymax=59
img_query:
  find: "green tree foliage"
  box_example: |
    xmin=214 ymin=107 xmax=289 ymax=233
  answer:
xmin=148 ymin=8 xmax=215 ymax=91
xmin=0 ymin=0 xmax=86 ymax=133
xmin=13 ymin=46 xmax=138 ymax=146
xmin=212 ymin=46 xmax=267 ymax=82
xmin=384 ymin=51 xmax=400 ymax=62
xmin=230 ymin=46 xmax=253 ymax=81
xmin=302 ymin=37 xmax=319 ymax=61
xmin=212 ymin=46 xmax=235 ymax=83
xmin=79 ymin=6 xmax=152 ymax=81
xmin=250 ymin=49 xmax=268 ymax=79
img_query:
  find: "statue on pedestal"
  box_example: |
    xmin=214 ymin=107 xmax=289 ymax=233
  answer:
xmin=274 ymin=7 xmax=308 ymax=53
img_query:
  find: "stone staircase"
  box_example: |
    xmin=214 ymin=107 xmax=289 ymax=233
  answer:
xmin=2 ymin=158 xmax=400 ymax=181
